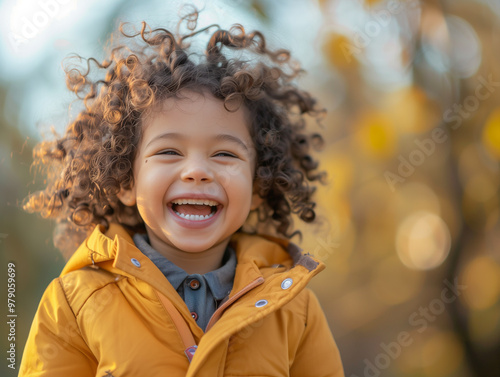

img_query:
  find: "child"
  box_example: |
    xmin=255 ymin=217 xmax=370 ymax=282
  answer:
xmin=20 ymin=9 xmax=344 ymax=377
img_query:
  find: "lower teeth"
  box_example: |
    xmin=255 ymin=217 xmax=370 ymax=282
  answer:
xmin=174 ymin=211 xmax=215 ymax=221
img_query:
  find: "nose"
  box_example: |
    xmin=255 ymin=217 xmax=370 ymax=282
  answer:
xmin=180 ymin=157 xmax=214 ymax=183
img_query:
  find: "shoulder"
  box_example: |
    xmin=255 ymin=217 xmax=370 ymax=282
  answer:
xmin=280 ymin=287 xmax=322 ymax=323
xmin=57 ymin=267 xmax=119 ymax=316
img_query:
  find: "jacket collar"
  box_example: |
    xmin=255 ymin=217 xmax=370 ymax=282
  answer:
xmin=60 ymin=224 xmax=325 ymax=311
xmin=61 ymin=223 xmax=178 ymax=290
xmin=62 ymin=224 xmax=322 ymax=276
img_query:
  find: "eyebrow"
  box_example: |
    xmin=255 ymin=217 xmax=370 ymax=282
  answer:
xmin=214 ymin=133 xmax=249 ymax=151
xmin=146 ymin=132 xmax=249 ymax=151
xmin=146 ymin=132 xmax=182 ymax=148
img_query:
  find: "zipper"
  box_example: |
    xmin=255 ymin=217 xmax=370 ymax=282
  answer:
xmin=205 ymin=276 xmax=265 ymax=332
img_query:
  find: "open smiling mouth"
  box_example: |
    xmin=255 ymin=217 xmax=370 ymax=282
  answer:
xmin=169 ymin=199 xmax=221 ymax=221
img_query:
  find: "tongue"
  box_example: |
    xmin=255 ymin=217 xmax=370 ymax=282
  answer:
xmin=174 ymin=204 xmax=212 ymax=216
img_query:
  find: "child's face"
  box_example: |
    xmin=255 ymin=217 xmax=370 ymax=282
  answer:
xmin=118 ymin=91 xmax=260 ymax=255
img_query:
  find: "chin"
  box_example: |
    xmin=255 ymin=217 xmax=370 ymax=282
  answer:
xmin=172 ymin=241 xmax=216 ymax=253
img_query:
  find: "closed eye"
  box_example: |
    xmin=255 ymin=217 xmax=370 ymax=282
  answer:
xmin=213 ymin=152 xmax=237 ymax=158
xmin=157 ymin=149 xmax=181 ymax=156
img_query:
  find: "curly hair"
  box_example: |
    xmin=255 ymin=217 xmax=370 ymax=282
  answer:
xmin=24 ymin=9 xmax=326 ymax=256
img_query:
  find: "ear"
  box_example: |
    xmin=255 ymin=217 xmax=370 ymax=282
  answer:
xmin=250 ymin=192 xmax=263 ymax=211
xmin=250 ymin=183 xmax=263 ymax=211
xmin=117 ymin=186 xmax=137 ymax=207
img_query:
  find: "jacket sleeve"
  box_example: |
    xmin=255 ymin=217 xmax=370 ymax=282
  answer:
xmin=19 ymin=278 xmax=97 ymax=377
xmin=290 ymin=289 xmax=345 ymax=377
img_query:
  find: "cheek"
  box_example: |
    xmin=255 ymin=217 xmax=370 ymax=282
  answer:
xmin=135 ymin=166 xmax=171 ymax=209
xmin=137 ymin=164 xmax=167 ymax=188
xmin=136 ymin=191 xmax=165 ymax=230
xmin=214 ymin=162 xmax=250 ymax=187
xmin=231 ymin=174 xmax=255 ymax=205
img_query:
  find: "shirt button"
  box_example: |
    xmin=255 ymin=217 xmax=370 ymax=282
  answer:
xmin=191 ymin=312 xmax=198 ymax=320
xmin=131 ymin=258 xmax=141 ymax=267
xmin=189 ymin=279 xmax=200 ymax=290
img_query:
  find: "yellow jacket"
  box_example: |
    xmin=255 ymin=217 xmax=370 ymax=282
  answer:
xmin=20 ymin=224 xmax=344 ymax=377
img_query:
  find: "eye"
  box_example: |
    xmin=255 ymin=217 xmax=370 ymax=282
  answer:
xmin=213 ymin=152 xmax=237 ymax=158
xmin=157 ymin=149 xmax=181 ymax=156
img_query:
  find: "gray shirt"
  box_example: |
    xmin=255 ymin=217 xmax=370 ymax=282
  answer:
xmin=133 ymin=233 xmax=236 ymax=331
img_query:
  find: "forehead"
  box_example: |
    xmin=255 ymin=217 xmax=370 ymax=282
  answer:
xmin=141 ymin=90 xmax=254 ymax=149
xmin=142 ymin=90 xmax=251 ymax=134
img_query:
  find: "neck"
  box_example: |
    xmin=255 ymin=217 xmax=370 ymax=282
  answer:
xmin=147 ymin=232 xmax=230 ymax=274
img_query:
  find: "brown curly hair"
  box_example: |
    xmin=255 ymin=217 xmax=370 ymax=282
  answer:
xmin=24 ymin=10 xmax=326 ymax=256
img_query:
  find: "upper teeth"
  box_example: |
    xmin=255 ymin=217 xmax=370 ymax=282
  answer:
xmin=171 ymin=199 xmax=219 ymax=206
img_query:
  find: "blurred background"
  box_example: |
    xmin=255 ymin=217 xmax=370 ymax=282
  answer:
xmin=1 ymin=0 xmax=499 ymax=376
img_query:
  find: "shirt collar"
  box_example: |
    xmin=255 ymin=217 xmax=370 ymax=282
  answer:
xmin=132 ymin=233 xmax=236 ymax=299
xmin=203 ymin=249 xmax=236 ymax=300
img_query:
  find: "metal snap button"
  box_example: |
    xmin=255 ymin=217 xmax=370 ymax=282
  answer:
xmin=255 ymin=299 xmax=268 ymax=308
xmin=281 ymin=278 xmax=293 ymax=290
xmin=191 ymin=312 xmax=198 ymax=320
xmin=131 ymin=258 xmax=141 ymax=267
xmin=189 ymin=279 xmax=200 ymax=290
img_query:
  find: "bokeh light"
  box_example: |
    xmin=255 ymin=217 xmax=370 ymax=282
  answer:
xmin=461 ymin=256 xmax=500 ymax=311
xmin=482 ymin=108 xmax=500 ymax=159
xmin=396 ymin=212 xmax=451 ymax=270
